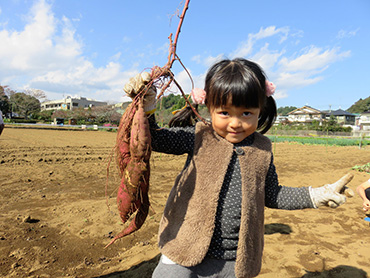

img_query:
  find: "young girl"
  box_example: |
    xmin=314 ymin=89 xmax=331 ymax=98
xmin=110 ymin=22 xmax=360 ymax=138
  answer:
xmin=125 ymin=58 xmax=351 ymax=278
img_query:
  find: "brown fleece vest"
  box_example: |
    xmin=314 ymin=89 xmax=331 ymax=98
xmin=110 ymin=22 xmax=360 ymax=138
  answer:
xmin=158 ymin=122 xmax=272 ymax=278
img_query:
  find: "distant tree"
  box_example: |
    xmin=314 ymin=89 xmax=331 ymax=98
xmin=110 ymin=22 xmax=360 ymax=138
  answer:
xmin=159 ymin=93 xmax=188 ymax=110
xmin=10 ymin=92 xmax=41 ymax=119
xmin=24 ymin=88 xmax=48 ymax=102
xmin=311 ymin=120 xmax=321 ymax=130
xmin=347 ymin=96 xmax=370 ymax=113
xmin=277 ymin=106 xmax=297 ymax=115
xmin=110 ymin=111 xmax=122 ymax=124
xmin=0 ymin=85 xmax=10 ymax=114
xmin=71 ymin=108 xmax=90 ymax=123
xmin=91 ymin=105 xmax=122 ymax=124
xmin=52 ymin=109 xmax=71 ymax=120
xmin=34 ymin=109 xmax=55 ymax=122
xmin=153 ymin=93 xmax=192 ymax=125
xmin=171 ymin=96 xmax=187 ymax=111
xmin=324 ymin=115 xmax=339 ymax=132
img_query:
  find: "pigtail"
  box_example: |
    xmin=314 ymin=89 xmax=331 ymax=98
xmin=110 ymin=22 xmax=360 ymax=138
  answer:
xmin=257 ymin=96 xmax=277 ymax=134
xmin=168 ymin=104 xmax=199 ymax=127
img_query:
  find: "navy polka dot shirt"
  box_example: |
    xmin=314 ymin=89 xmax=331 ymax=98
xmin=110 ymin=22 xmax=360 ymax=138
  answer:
xmin=149 ymin=117 xmax=314 ymax=260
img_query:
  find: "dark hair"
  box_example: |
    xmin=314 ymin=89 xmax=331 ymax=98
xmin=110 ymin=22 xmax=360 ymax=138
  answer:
xmin=168 ymin=58 xmax=276 ymax=133
xmin=169 ymin=104 xmax=199 ymax=128
xmin=204 ymin=58 xmax=276 ymax=134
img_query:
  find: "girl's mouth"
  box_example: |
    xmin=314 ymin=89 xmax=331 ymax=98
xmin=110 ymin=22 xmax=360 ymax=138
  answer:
xmin=229 ymin=130 xmax=241 ymax=134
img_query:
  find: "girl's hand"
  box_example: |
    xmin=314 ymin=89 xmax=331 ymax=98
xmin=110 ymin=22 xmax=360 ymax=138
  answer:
xmin=124 ymin=72 xmax=152 ymax=97
xmin=309 ymin=173 xmax=354 ymax=208
xmin=123 ymin=72 xmax=157 ymax=114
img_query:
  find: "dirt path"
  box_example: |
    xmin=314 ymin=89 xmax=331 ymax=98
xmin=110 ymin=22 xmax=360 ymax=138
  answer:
xmin=1 ymin=127 xmax=369 ymax=277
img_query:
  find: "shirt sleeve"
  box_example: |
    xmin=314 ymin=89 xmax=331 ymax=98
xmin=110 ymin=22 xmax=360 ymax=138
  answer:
xmin=265 ymin=155 xmax=315 ymax=210
xmin=148 ymin=114 xmax=195 ymax=155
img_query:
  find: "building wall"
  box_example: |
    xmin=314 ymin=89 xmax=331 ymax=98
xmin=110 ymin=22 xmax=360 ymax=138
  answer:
xmin=287 ymin=113 xmax=325 ymax=122
xmin=41 ymin=96 xmax=107 ymax=111
xmin=359 ymin=113 xmax=370 ymax=128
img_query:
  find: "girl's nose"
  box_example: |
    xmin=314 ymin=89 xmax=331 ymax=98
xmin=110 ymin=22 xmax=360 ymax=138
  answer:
xmin=229 ymin=117 xmax=242 ymax=128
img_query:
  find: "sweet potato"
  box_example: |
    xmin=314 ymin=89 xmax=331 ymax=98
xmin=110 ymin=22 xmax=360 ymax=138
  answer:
xmin=130 ymin=101 xmax=151 ymax=160
xmin=105 ymin=97 xmax=151 ymax=248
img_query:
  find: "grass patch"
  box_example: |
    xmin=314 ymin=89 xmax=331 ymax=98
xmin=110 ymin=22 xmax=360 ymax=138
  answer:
xmin=266 ymin=135 xmax=370 ymax=147
xmin=352 ymin=162 xmax=370 ymax=174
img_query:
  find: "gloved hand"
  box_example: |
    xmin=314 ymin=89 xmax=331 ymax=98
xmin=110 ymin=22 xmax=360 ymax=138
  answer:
xmin=309 ymin=173 xmax=354 ymax=208
xmin=123 ymin=72 xmax=157 ymax=114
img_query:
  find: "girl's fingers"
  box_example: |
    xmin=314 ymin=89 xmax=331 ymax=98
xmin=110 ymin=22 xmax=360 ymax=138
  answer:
xmin=344 ymin=187 xmax=355 ymax=197
xmin=327 ymin=193 xmax=346 ymax=208
xmin=329 ymin=173 xmax=354 ymax=193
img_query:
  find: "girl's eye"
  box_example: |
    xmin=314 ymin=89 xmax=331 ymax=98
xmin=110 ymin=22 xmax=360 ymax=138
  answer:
xmin=218 ymin=111 xmax=229 ymax=116
xmin=243 ymin=111 xmax=251 ymax=116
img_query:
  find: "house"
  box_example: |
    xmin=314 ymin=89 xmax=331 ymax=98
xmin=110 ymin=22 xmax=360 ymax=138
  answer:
xmin=325 ymin=109 xmax=356 ymax=125
xmin=274 ymin=115 xmax=289 ymax=125
xmin=358 ymin=110 xmax=370 ymax=130
xmin=41 ymin=96 xmax=107 ymax=111
xmin=287 ymin=106 xmax=326 ymax=123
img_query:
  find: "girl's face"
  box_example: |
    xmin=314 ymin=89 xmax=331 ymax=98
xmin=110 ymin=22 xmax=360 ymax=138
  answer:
xmin=210 ymin=99 xmax=260 ymax=144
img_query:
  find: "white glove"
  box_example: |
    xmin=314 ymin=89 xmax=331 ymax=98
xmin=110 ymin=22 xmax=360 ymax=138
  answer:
xmin=309 ymin=173 xmax=354 ymax=208
xmin=123 ymin=72 xmax=157 ymax=114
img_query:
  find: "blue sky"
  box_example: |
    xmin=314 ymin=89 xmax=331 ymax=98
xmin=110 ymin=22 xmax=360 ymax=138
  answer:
xmin=0 ymin=0 xmax=369 ymax=111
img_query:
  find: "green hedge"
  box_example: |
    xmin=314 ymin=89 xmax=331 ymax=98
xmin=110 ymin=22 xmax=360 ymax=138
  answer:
xmin=7 ymin=119 xmax=37 ymax=124
xmin=267 ymin=135 xmax=369 ymax=147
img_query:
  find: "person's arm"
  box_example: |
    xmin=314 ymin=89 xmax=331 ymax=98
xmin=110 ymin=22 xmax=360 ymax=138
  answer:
xmin=148 ymin=114 xmax=195 ymax=155
xmin=123 ymin=72 xmax=195 ymax=155
xmin=265 ymin=155 xmax=353 ymax=209
xmin=265 ymin=157 xmax=314 ymax=210
xmin=356 ymin=179 xmax=370 ymax=212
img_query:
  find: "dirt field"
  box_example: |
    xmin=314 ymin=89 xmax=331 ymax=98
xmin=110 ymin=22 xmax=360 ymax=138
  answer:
xmin=1 ymin=127 xmax=370 ymax=278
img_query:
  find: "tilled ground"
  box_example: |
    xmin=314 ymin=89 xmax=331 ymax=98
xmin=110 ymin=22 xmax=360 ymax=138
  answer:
xmin=1 ymin=127 xmax=370 ymax=278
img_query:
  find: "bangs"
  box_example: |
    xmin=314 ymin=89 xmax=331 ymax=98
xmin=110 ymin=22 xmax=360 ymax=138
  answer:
xmin=206 ymin=64 xmax=265 ymax=109
xmin=203 ymin=58 xmax=277 ymax=134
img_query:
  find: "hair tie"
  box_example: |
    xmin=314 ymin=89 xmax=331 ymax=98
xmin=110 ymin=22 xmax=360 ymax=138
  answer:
xmin=172 ymin=104 xmax=187 ymax=115
xmin=265 ymin=80 xmax=276 ymax=97
xmin=191 ymin=88 xmax=206 ymax=105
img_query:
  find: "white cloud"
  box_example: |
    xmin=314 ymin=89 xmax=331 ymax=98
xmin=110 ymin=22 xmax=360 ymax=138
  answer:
xmin=337 ymin=28 xmax=360 ymax=39
xmin=122 ymin=36 xmax=131 ymax=43
xmin=251 ymin=43 xmax=285 ymax=72
xmin=110 ymin=52 xmax=122 ymax=62
xmin=270 ymin=46 xmax=350 ymax=100
xmin=275 ymin=72 xmax=323 ymax=89
xmin=278 ymin=46 xmax=350 ymax=72
xmin=171 ymin=69 xmax=206 ymax=96
xmin=0 ymin=0 xmax=56 ymax=72
xmin=203 ymin=54 xmax=225 ymax=68
xmin=0 ymin=0 xmax=81 ymax=76
xmin=0 ymin=0 xmax=137 ymax=102
xmin=0 ymin=1 xmax=352 ymax=105
xmin=30 ymin=61 xmax=139 ymax=102
xmin=167 ymin=69 xmax=192 ymax=95
xmin=149 ymin=25 xmax=350 ymax=102
xmin=192 ymin=26 xmax=351 ymax=101
xmin=231 ymin=26 xmax=290 ymax=58
xmin=253 ymin=26 xmax=290 ymax=43
xmin=191 ymin=55 xmax=201 ymax=64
